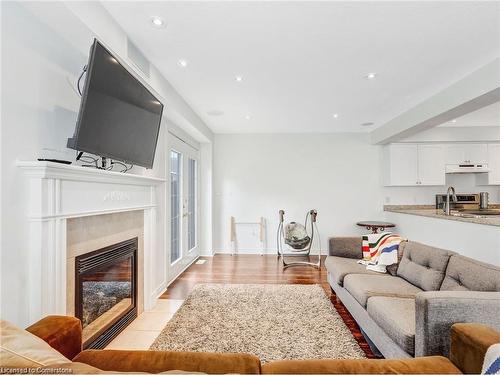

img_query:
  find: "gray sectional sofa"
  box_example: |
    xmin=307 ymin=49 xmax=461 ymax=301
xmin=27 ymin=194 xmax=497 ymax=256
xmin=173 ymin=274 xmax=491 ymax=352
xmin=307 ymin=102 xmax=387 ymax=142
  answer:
xmin=325 ymin=237 xmax=500 ymax=359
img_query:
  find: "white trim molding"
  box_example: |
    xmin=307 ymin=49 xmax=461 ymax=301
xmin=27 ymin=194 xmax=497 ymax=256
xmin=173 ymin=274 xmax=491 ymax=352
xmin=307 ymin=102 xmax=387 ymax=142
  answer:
xmin=17 ymin=161 xmax=165 ymax=323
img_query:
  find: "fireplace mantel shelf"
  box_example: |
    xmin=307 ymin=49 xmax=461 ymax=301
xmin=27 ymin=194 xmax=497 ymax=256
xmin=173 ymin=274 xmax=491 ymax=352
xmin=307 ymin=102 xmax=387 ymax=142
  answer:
xmin=17 ymin=161 xmax=165 ymax=186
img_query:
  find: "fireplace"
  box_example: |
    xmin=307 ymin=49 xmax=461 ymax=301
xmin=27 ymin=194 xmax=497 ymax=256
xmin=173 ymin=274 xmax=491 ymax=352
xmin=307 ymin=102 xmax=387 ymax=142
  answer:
xmin=75 ymin=237 xmax=138 ymax=349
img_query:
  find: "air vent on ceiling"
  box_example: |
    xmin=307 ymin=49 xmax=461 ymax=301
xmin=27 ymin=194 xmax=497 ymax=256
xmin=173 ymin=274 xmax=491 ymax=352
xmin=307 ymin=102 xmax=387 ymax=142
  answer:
xmin=127 ymin=38 xmax=150 ymax=78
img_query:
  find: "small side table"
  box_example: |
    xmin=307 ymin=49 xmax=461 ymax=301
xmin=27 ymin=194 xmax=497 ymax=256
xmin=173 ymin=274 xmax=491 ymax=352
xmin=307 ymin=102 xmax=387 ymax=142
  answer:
xmin=356 ymin=221 xmax=396 ymax=234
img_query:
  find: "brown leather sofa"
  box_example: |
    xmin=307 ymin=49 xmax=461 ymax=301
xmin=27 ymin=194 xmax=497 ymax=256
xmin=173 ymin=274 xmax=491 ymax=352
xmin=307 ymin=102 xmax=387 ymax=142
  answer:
xmin=8 ymin=316 xmax=500 ymax=374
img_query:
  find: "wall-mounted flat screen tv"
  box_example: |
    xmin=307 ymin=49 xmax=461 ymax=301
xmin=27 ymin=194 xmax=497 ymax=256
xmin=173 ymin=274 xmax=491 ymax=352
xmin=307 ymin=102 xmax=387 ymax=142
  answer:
xmin=68 ymin=39 xmax=163 ymax=169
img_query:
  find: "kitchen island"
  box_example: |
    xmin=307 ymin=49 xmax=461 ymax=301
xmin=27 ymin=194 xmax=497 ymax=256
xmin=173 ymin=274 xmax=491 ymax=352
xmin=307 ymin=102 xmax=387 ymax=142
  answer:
xmin=384 ymin=205 xmax=500 ymax=227
xmin=383 ymin=205 xmax=500 ymax=266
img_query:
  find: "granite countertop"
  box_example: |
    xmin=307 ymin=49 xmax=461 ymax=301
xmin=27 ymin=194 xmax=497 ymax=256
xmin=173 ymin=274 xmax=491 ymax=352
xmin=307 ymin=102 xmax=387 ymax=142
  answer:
xmin=384 ymin=205 xmax=500 ymax=227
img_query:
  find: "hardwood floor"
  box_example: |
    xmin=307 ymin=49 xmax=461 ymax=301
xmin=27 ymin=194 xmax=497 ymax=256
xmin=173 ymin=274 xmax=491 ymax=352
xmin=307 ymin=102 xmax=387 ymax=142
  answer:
xmin=160 ymin=254 xmax=376 ymax=358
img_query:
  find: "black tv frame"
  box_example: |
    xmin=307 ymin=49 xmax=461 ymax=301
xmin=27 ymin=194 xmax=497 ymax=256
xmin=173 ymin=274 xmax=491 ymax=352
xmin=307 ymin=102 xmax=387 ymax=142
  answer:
xmin=67 ymin=39 xmax=163 ymax=169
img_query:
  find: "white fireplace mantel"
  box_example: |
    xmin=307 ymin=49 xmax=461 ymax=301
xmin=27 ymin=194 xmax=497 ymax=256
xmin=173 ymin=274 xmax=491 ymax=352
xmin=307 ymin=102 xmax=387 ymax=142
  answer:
xmin=17 ymin=161 xmax=165 ymax=324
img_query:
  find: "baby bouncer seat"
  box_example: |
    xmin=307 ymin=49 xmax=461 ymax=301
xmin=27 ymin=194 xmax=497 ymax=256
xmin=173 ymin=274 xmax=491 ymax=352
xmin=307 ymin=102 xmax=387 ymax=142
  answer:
xmin=277 ymin=209 xmax=321 ymax=269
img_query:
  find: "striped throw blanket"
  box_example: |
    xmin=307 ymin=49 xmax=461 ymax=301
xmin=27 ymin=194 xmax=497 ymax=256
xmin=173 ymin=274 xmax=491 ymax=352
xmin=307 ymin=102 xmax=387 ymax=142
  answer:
xmin=358 ymin=232 xmax=404 ymax=273
xmin=482 ymin=343 xmax=500 ymax=374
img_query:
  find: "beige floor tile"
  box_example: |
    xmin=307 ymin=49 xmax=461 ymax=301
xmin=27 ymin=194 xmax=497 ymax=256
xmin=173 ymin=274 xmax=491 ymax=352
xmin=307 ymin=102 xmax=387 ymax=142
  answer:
xmin=151 ymin=299 xmax=184 ymax=313
xmin=105 ymin=329 xmax=159 ymax=350
xmin=126 ymin=311 xmax=173 ymax=331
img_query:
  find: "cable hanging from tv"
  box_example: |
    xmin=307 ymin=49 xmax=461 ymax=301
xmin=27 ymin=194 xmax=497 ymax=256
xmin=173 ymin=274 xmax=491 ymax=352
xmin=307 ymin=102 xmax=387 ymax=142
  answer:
xmin=76 ymin=65 xmax=87 ymax=96
xmin=76 ymin=151 xmax=133 ymax=173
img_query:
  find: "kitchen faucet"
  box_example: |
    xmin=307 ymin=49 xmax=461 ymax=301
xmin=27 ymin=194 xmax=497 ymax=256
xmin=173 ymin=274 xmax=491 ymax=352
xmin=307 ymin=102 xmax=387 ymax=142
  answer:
xmin=443 ymin=186 xmax=457 ymax=215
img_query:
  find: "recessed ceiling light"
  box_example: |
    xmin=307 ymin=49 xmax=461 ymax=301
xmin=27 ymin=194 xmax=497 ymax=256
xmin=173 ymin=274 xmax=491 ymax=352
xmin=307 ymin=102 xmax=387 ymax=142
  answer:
xmin=235 ymin=76 xmax=243 ymax=82
xmin=245 ymin=115 xmax=251 ymax=120
xmin=361 ymin=122 xmax=375 ymax=127
xmin=151 ymin=17 xmax=166 ymax=28
xmin=206 ymin=110 xmax=224 ymax=117
xmin=332 ymin=113 xmax=339 ymax=119
xmin=365 ymin=72 xmax=378 ymax=79
xmin=450 ymin=119 xmax=457 ymax=123
xmin=177 ymin=59 xmax=188 ymax=67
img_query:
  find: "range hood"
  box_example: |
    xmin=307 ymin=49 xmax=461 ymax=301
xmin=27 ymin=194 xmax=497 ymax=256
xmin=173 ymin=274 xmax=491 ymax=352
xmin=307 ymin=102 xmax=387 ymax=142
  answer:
xmin=445 ymin=164 xmax=490 ymax=174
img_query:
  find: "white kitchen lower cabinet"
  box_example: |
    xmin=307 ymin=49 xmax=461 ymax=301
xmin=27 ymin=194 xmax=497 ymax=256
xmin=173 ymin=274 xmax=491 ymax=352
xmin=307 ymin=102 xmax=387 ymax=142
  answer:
xmin=383 ymin=144 xmax=445 ymax=186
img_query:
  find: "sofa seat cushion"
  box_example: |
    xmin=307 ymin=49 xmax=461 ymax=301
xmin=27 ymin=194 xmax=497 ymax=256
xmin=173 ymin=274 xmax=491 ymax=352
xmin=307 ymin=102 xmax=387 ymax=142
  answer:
xmin=325 ymin=256 xmax=388 ymax=286
xmin=440 ymin=254 xmax=500 ymax=291
xmin=343 ymin=274 xmax=423 ymax=307
xmin=367 ymin=297 xmax=416 ymax=355
xmin=397 ymin=241 xmax=454 ymax=291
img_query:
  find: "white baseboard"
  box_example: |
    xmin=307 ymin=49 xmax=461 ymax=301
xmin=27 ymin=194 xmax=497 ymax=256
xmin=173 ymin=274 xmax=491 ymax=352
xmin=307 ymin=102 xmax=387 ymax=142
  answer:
xmin=214 ymin=249 xmax=322 ymax=255
xmin=165 ymin=255 xmax=200 ymax=289
xmin=199 ymin=249 xmax=215 ymax=256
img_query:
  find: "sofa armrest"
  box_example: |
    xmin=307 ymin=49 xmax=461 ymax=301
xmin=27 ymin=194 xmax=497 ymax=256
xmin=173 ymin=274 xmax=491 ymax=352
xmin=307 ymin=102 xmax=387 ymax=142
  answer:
xmin=74 ymin=349 xmax=261 ymax=374
xmin=329 ymin=237 xmax=362 ymax=259
xmin=25 ymin=315 xmax=82 ymax=360
xmin=415 ymin=291 xmax=500 ymax=357
xmin=449 ymin=323 xmax=500 ymax=374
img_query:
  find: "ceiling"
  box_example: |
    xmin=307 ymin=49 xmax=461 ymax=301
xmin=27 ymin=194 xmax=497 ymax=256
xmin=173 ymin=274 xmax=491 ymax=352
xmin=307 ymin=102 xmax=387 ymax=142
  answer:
xmin=102 ymin=1 xmax=500 ymax=134
xmin=439 ymin=101 xmax=500 ymax=127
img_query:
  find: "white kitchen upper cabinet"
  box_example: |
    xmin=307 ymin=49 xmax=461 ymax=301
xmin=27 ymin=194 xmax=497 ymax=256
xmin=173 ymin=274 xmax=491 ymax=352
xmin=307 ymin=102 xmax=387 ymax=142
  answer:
xmin=384 ymin=144 xmax=445 ymax=186
xmin=466 ymin=144 xmax=488 ymax=164
xmin=445 ymin=144 xmax=488 ymax=164
xmin=445 ymin=145 xmax=465 ymax=164
xmin=384 ymin=144 xmax=418 ymax=186
xmin=418 ymin=145 xmax=445 ymax=185
xmin=477 ymin=144 xmax=500 ymax=185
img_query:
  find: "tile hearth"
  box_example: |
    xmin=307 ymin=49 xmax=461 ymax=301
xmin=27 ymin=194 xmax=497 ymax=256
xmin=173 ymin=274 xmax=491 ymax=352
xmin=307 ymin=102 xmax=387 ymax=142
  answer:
xmin=105 ymin=299 xmax=184 ymax=350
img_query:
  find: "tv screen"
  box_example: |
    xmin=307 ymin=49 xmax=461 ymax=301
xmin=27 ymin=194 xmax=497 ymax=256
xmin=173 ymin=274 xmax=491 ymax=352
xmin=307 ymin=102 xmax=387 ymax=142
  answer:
xmin=69 ymin=39 xmax=163 ymax=169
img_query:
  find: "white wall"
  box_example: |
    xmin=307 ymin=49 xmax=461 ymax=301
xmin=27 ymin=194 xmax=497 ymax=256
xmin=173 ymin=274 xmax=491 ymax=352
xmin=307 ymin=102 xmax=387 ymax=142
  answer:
xmin=200 ymin=142 xmax=214 ymax=256
xmin=213 ymin=134 xmax=385 ymax=253
xmin=0 ymin=2 xmax=213 ymax=326
xmin=213 ymin=133 xmax=500 ymax=258
xmin=1 ymin=2 xmax=83 ymax=325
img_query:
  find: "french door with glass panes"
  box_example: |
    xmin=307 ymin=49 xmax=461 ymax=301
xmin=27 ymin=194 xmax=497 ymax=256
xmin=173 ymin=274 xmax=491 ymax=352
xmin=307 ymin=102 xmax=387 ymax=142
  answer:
xmin=169 ymin=136 xmax=200 ymax=281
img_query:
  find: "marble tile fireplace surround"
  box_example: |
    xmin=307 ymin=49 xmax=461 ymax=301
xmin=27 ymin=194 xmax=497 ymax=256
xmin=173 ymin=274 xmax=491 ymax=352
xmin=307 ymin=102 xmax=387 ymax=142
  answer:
xmin=18 ymin=161 xmax=165 ymax=328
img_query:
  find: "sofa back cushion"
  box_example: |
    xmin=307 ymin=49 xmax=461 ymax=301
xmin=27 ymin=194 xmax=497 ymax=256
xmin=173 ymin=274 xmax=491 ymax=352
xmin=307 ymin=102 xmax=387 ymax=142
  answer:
xmin=397 ymin=241 xmax=454 ymax=291
xmin=386 ymin=240 xmax=408 ymax=276
xmin=0 ymin=320 xmax=71 ymax=368
xmin=440 ymin=254 xmax=500 ymax=291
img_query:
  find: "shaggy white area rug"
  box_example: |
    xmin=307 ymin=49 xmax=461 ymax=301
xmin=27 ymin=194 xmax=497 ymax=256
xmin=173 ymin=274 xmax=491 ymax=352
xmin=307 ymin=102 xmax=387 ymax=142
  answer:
xmin=150 ymin=284 xmax=365 ymax=362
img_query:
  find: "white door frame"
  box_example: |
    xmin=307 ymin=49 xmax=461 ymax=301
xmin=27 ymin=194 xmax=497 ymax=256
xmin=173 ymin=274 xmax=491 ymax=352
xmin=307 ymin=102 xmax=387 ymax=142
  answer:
xmin=168 ymin=134 xmax=200 ymax=282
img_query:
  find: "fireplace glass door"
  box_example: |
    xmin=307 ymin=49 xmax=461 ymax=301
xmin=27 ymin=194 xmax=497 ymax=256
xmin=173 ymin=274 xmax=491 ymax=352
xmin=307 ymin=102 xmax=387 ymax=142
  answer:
xmin=75 ymin=238 xmax=137 ymax=349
